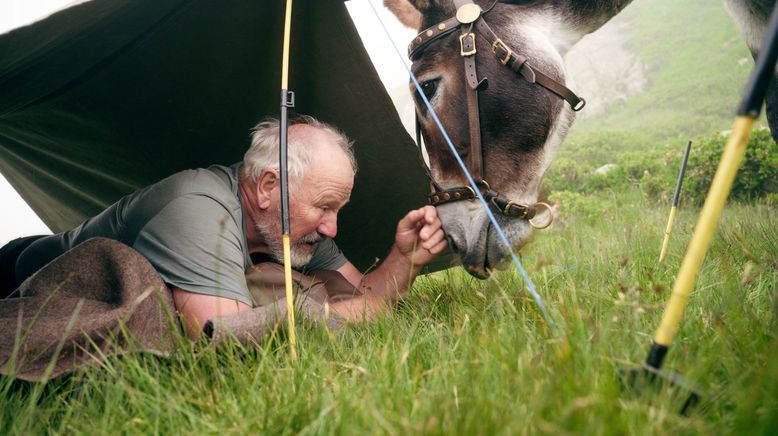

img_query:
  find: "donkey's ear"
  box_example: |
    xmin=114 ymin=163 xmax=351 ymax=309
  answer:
xmin=383 ymin=0 xmax=427 ymax=30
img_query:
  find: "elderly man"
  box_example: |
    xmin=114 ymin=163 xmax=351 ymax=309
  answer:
xmin=1 ymin=115 xmax=447 ymax=338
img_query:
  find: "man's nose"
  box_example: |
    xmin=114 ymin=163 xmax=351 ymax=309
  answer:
xmin=317 ymin=212 xmax=337 ymax=238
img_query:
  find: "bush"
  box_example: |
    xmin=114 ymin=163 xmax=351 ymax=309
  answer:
xmin=546 ymin=127 xmax=777 ymax=206
xmin=546 ymin=190 xmax=607 ymax=224
xmin=544 ymin=157 xmax=593 ymax=192
xmin=684 ymin=127 xmax=778 ymax=205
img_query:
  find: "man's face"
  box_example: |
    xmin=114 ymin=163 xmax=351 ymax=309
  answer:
xmin=257 ymin=136 xmax=354 ymax=268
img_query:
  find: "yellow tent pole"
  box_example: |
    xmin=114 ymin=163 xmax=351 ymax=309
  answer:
xmin=281 ymin=0 xmax=292 ymax=90
xmin=658 ymin=205 xmax=677 ymax=263
xmin=659 ymin=140 xmax=692 ymax=263
xmin=645 ymin=116 xmax=753 ymax=371
xmin=655 ymin=116 xmax=753 ymax=345
xmin=279 ymin=0 xmax=297 ymax=360
xmin=643 ymin=0 xmax=778 ymax=374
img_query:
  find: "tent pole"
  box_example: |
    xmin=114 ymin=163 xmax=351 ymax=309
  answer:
xmin=658 ymin=140 xmax=692 ymax=263
xmin=634 ymin=2 xmax=778 ymax=415
xmin=279 ymin=0 xmax=297 ymax=361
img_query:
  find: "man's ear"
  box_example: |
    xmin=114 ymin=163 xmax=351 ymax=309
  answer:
xmin=256 ymin=169 xmax=279 ymax=209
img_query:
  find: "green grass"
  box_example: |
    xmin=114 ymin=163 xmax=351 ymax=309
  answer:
xmin=3 ymin=0 xmax=777 ymax=433
xmin=2 ymin=189 xmax=776 ymax=434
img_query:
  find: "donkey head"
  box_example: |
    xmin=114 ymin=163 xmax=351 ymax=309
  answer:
xmin=386 ymin=0 xmax=630 ymax=277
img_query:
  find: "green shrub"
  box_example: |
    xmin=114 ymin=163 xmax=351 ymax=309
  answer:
xmin=547 ymin=128 xmax=777 ymax=206
xmin=544 ymin=157 xmax=593 ymax=192
xmin=546 ymin=190 xmax=606 ymax=224
xmin=684 ymin=127 xmax=778 ymax=205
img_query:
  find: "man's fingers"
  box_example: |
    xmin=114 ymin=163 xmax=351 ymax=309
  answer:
xmin=419 ymin=218 xmax=442 ymax=240
xmin=422 ymin=205 xmax=437 ymax=224
xmin=428 ymin=238 xmax=448 ymax=254
xmin=420 ymin=234 xmax=447 ymax=254
xmin=421 ymin=228 xmax=446 ymax=250
xmin=397 ymin=205 xmax=446 ymax=265
xmin=400 ymin=206 xmax=440 ymax=232
xmin=399 ymin=207 xmax=425 ymax=230
xmin=420 ymin=222 xmax=443 ymax=243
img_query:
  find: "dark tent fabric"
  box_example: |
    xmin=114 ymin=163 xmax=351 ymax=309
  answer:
xmin=0 ymin=0 xmax=447 ymax=271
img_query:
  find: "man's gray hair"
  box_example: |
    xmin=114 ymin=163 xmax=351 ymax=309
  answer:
xmin=242 ymin=115 xmax=357 ymax=184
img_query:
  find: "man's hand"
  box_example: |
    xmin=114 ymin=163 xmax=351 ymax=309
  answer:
xmin=329 ymin=206 xmax=447 ymax=322
xmin=395 ymin=205 xmax=447 ymax=267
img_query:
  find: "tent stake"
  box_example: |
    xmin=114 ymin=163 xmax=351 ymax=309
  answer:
xmin=658 ymin=140 xmax=692 ymax=263
xmin=626 ymin=2 xmax=778 ymax=414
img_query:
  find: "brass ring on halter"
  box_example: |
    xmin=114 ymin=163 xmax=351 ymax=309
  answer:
xmin=464 ymin=185 xmax=477 ymax=200
xmin=528 ymin=202 xmax=554 ymax=229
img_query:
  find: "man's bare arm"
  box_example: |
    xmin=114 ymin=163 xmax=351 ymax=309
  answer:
xmin=330 ymin=206 xmax=447 ymax=322
xmin=172 ymin=287 xmax=252 ymax=339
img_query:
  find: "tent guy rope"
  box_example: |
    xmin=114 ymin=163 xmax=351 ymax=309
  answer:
xmin=366 ymin=0 xmax=559 ymax=336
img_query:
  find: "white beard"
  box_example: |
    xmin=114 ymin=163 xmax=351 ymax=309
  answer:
xmin=254 ymin=218 xmax=322 ymax=269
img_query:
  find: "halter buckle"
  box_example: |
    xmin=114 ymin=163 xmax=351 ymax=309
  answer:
xmin=502 ymin=201 xmax=526 ymax=217
xmin=491 ymin=38 xmax=512 ymax=65
xmin=459 ymin=33 xmax=477 ymax=57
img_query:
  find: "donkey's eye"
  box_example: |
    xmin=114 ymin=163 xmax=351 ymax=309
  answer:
xmin=420 ymin=79 xmax=439 ymax=99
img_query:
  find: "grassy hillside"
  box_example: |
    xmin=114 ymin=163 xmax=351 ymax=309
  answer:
xmin=562 ymin=0 xmax=763 ymax=163
xmin=1 ymin=192 xmax=775 ymax=434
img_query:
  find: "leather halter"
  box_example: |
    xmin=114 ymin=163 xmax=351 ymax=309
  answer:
xmin=409 ymin=0 xmax=585 ymax=229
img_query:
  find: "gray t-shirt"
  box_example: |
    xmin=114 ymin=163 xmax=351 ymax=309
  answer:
xmin=17 ymin=164 xmax=347 ymax=306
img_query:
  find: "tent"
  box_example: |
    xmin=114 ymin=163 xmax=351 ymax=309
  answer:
xmin=0 ymin=0 xmax=447 ymax=271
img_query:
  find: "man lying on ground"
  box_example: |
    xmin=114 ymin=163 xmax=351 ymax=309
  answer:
xmin=0 ymin=115 xmax=447 ymax=338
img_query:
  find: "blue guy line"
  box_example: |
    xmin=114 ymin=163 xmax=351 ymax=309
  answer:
xmin=365 ymin=0 xmax=558 ymax=335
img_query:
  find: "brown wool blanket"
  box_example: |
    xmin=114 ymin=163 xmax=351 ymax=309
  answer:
xmin=1 ymin=238 xmax=352 ymax=381
xmin=0 ymin=238 xmax=175 ymax=381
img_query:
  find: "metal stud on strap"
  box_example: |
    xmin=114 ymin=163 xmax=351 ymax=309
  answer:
xmin=456 ymin=3 xmax=481 ymax=24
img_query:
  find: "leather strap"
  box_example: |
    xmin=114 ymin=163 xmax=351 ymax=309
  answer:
xmin=466 ymin=85 xmax=483 ymax=180
xmin=408 ymin=1 xmax=569 ymax=226
xmin=429 ymin=185 xmax=478 ymax=205
xmin=490 ymin=195 xmax=535 ymax=219
xmin=408 ymin=17 xmax=460 ymax=58
xmin=475 ymin=19 xmax=586 ymax=111
xmin=460 ymin=28 xmax=484 ymax=180
xmin=428 ymin=183 xmax=536 ymax=219
xmin=409 ymin=17 xmax=585 ymax=111
xmin=415 ymin=114 xmax=445 ymax=193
